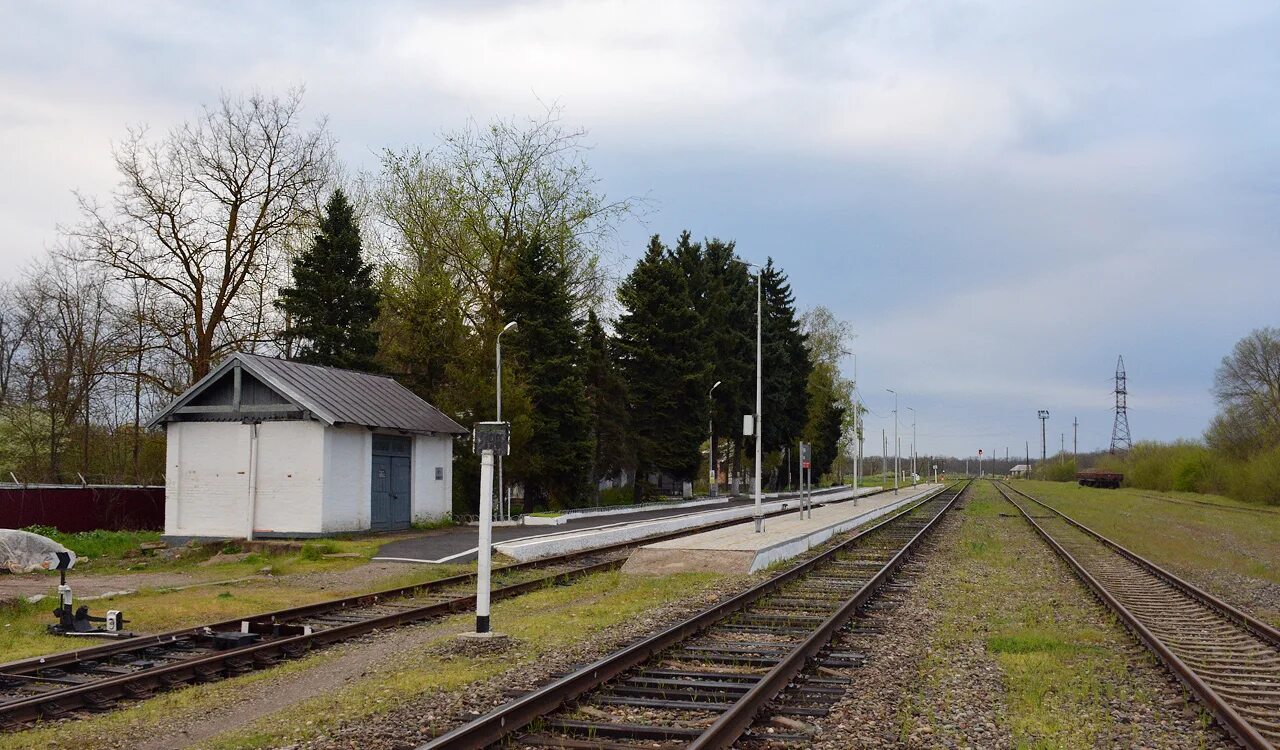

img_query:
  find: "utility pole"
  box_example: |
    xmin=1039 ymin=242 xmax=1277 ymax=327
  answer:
xmin=1038 ymin=410 xmax=1050 ymax=462
xmin=907 ymin=406 xmax=916 ymax=482
xmin=887 ymin=389 xmax=898 ymax=494
xmin=1060 ymin=433 xmax=1065 ymax=462
xmin=1073 ymin=417 xmax=1078 ymax=458
xmin=882 ymin=429 xmax=887 ymax=487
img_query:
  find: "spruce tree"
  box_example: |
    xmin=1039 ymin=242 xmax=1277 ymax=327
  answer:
xmin=278 ymin=190 xmax=380 ymax=370
xmin=584 ymin=310 xmax=631 ymax=502
xmin=614 ymin=236 xmax=707 ymax=497
xmin=502 ymin=233 xmax=592 ymax=509
xmin=760 ymin=259 xmax=812 ymax=483
xmin=701 ymin=238 xmax=754 ymax=490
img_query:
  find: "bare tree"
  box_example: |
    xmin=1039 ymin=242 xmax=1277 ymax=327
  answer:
xmin=1209 ymin=327 xmax=1280 ymax=457
xmin=0 ymin=282 xmax=30 ymax=408
xmin=377 ymin=108 xmax=634 ymax=333
xmin=71 ymin=89 xmax=333 ymax=388
xmin=13 ymin=258 xmax=122 ymax=480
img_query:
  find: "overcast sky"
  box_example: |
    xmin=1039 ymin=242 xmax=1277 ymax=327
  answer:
xmin=2 ymin=1 xmax=1278 ymax=458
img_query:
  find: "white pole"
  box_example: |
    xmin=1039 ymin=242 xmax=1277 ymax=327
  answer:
xmin=754 ymin=266 xmax=764 ymax=533
xmin=476 ymin=449 xmax=495 ymax=633
xmin=496 ymin=321 xmax=517 ymax=520
xmin=708 ymin=380 xmax=721 ymax=498
xmin=852 ymin=398 xmax=859 ymax=503
xmin=887 ymin=389 xmax=898 ymax=495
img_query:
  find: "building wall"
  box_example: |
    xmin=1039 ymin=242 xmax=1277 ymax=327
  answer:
xmin=412 ymin=434 xmax=453 ymax=522
xmin=165 ymin=421 xmax=455 ymax=538
xmin=251 ymin=421 xmax=325 ymax=534
xmin=164 ymin=421 xmax=251 ymax=538
xmin=322 ymin=425 xmax=372 ymax=532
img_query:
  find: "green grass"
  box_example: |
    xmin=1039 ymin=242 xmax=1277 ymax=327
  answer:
xmin=526 ymin=510 xmax=565 ymax=518
xmin=20 ymin=525 xmax=162 ymax=560
xmin=900 ymin=482 xmax=1184 ymax=748
xmin=0 ymin=569 xmax=726 ymax=750
xmin=0 ymin=562 xmax=474 ymax=662
xmin=1018 ymin=479 xmax=1280 ymax=625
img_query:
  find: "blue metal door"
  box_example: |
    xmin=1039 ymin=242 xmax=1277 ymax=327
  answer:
xmin=372 ymin=436 xmax=412 ymax=531
xmin=371 ymin=454 xmax=392 ymax=531
xmin=390 ymin=455 xmax=411 ymax=528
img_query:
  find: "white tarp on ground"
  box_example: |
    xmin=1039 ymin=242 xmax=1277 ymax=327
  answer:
xmin=0 ymin=529 xmax=76 ymax=573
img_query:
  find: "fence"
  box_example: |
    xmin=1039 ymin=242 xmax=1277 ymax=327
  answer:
xmin=0 ymin=484 xmax=165 ymax=532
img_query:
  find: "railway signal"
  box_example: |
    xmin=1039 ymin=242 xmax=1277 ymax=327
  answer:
xmin=470 ymin=421 xmax=510 ymax=637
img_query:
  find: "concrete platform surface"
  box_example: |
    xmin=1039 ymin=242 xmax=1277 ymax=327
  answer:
xmin=622 ymin=483 xmax=943 ymax=575
xmin=373 ymin=484 xmax=879 ymax=564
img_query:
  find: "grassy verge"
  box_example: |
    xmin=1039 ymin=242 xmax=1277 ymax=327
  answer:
xmin=0 ymin=563 xmax=473 ymax=661
xmin=903 ymin=481 xmax=1205 ymax=747
xmin=0 ymin=569 xmax=725 ymax=750
xmin=1015 ymin=479 xmax=1279 ymax=624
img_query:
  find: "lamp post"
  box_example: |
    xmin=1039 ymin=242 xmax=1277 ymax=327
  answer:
xmin=750 ymin=263 xmax=763 ymax=532
xmin=707 ymin=380 xmax=721 ymax=497
xmin=496 ymin=320 xmax=517 ymax=520
xmin=907 ymin=406 xmax=916 ymax=484
xmin=886 ymin=389 xmax=898 ymax=494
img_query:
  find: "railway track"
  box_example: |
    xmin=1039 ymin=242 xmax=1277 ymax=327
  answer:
xmin=995 ymin=481 xmax=1280 ymax=750
xmin=421 ymin=480 xmax=970 ymax=750
xmin=0 ymin=485 xmax=875 ymax=729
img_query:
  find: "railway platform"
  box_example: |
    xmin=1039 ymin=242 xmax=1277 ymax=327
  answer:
xmin=623 ymin=483 xmax=943 ymax=575
xmin=375 ymin=485 xmax=883 ymax=564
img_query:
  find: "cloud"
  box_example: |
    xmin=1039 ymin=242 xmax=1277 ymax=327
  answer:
xmin=1 ymin=0 xmax=1277 ymax=455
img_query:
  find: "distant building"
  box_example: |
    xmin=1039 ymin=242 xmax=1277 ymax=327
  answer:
xmin=148 ymin=353 xmax=466 ymax=539
xmin=1009 ymin=464 xmax=1030 ymax=478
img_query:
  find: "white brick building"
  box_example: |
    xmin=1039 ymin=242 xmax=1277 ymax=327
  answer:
xmin=149 ymin=353 xmax=466 ymax=539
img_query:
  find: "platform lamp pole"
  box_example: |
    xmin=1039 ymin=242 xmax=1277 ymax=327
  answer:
xmin=887 ymin=389 xmax=898 ymax=494
xmin=743 ymin=261 xmax=764 ymax=533
xmin=496 ymin=321 xmax=517 ymax=520
xmin=707 ymin=380 xmax=721 ymax=497
xmin=907 ymin=406 xmax=916 ymax=485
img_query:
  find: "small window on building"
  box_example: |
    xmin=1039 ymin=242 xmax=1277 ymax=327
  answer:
xmin=435 ymin=467 xmax=444 ymax=480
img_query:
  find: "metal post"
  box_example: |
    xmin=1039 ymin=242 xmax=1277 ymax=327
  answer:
xmin=908 ymin=406 xmax=916 ymax=482
xmin=887 ymin=389 xmax=897 ymax=494
xmin=708 ymin=380 xmax=721 ymax=497
xmin=753 ymin=265 xmax=763 ymax=533
xmin=496 ymin=321 xmax=516 ymax=520
xmin=881 ymin=429 xmax=887 ymax=487
xmin=852 ymin=397 xmax=859 ymax=502
xmin=1038 ymin=409 xmax=1050 ymax=462
xmin=476 ymin=449 xmax=495 ymax=633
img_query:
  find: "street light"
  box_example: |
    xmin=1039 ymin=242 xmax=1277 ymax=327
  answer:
xmin=886 ymin=389 xmax=898 ymax=494
xmin=496 ymin=320 xmax=517 ymax=520
xmin=907 ymin=406 xmax=916 ymax=485
xmin=707 ymin=380 xmax=721 ymax=497
xmin=746 ymin=262 xmax=764 ymax=532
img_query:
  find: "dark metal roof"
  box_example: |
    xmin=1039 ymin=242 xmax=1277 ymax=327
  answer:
xmin=149 ymin=353 xmax=467 ymax=435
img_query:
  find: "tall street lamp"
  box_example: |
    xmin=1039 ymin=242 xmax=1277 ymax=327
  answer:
xmin=886 ymin=388 xmax=898 ymax=494
xmin=496 ymin=320 xmax=517 ymax=520
xmin=707 ymin=380 xmax=721 ymax=497
xmin=907 ymin=406 xmax=916 ymax=484
xmin=748 ymin=262 xmax=763 ymax=532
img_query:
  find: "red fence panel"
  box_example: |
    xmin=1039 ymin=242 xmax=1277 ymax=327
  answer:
xmin=0 ymin=486 xmax=165 ymax=532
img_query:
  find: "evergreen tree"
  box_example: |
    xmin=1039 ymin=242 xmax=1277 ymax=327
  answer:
xmin=278 ymin=190 xmax=380 ymax=370
xmin=503 ymin=233 xmax=592 ymax=509
xmin=701 ymin=238 xmax=754 ymax=490
xmin=614 ymin=236 xmax=707 ymax=497
xmin=583 ymin=310 xmax=631 ymax=501
xmin=760 ymin=259 xmax=811 ymax=485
